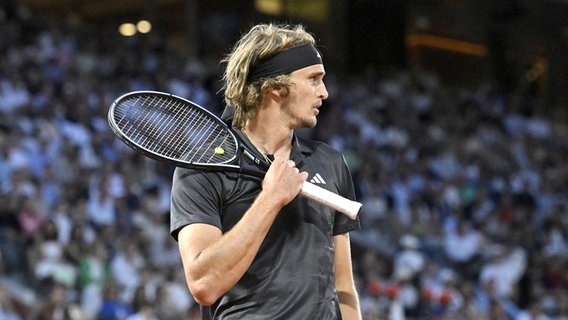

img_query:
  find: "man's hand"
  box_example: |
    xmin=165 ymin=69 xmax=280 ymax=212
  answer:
xmin=261 ymin=157 xmax=308 ymax=208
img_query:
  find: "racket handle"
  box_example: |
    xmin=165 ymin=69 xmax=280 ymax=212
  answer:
xmin=300 ymin=182 xmax=362 ymax=220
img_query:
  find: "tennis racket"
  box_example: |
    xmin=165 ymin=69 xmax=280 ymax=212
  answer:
xmin=107 ymin=90 xmax=361 ymax=220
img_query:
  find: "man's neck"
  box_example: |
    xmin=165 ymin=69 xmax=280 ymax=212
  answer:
xmin=242 ymin=121 xmax=293 ymax=159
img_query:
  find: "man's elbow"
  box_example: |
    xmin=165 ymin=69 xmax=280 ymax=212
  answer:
xmin=188 ymin=279 xmax=223 ymax=306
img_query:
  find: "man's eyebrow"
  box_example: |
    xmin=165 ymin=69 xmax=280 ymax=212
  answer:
xmin=309 ymin=70 xmax=326 ymax=77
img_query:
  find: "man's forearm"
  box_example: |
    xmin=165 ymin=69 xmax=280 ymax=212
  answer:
xmin=338 ymin=290 xmax=362 ymax=320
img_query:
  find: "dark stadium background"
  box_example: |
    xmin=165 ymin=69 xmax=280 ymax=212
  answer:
xmin=1 ymin=0 xmax=568 ymax=319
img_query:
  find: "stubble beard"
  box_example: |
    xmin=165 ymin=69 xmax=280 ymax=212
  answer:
xmin=299 ymin=116 xmax=317 ymax=129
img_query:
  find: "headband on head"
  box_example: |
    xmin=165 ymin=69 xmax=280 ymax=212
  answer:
xmin=248 ymin=44 xmax=323 ymax=81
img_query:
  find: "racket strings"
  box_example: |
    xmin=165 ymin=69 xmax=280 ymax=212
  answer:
xmin=167 ymin=98 xmax=228 ymax=163
xmin=141 ymin=96 xmax=218 ymax=161
xmin=114 ymin=94 xmax=237 ymax=165
xmin=175 ymin=103 xmax=216 ymax=162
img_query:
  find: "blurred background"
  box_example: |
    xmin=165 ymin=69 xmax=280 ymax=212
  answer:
xmin=1 ymin=0 xmax=568 ymax=319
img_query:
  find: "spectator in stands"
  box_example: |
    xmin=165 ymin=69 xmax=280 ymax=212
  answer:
xmin=443 ymin=218 xmax=485 ymax=280
xmin=479 ymin=244 xmax=527 ymax=300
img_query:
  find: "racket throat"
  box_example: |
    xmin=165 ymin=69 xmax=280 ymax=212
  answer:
xmin=242 ymin=148 xmax=270 ymax=171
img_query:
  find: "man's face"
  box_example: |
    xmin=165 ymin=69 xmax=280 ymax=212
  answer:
xmin=281 ymin=64 xmax=328 ymax=129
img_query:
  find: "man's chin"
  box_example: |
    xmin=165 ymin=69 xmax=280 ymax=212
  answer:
xmin=293 ymin=117 xmax=317 ymax=130
xmin=303 ymin=118 xmax=317 ymax=128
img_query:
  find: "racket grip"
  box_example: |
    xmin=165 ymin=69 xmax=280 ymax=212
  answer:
xmin=300 ymin=182 xmax=362 ymax=220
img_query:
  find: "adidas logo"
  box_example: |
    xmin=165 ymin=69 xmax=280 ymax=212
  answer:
xmin=309 ymin=173 xmax=326 ymax=184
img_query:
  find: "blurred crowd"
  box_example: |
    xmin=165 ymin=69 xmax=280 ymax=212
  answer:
xmin=1 ymin=7 xmax=568 ymax=320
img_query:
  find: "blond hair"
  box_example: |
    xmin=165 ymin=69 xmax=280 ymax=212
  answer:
xmin=222 ymin=23 xmax=316 ymax=128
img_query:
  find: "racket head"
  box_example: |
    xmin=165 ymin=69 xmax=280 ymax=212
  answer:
xmin=108 ymin=91 xmax=240 ymax=170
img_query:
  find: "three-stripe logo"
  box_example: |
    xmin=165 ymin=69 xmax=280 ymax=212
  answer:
xmin=309 ymin=173 xmax=326 ymax=184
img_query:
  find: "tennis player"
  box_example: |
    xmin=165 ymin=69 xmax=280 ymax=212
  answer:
xmin=170 ymin=23 xmax=362 ymax=319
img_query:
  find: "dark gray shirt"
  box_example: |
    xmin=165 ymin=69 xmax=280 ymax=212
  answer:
xmin=170 ymin=133 xmax=361 ymax=320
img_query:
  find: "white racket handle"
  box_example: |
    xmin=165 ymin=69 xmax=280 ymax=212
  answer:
xmin=300 ymin=182 xmax=362 ymax=220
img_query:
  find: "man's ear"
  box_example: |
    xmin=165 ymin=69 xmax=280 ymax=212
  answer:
xmin=268 ymin=85 xmax=284 ymax=99
xmin=274 ymin=83 xmax=292 ymax=98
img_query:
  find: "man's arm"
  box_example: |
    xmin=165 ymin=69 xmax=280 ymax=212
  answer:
xmin=177 ymin=195 xmax=280 ymax=306
xmin=334 ymin=233 xmax=362 ymax=320
xmin=177 ymin=159 xmax=308 ymax=306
